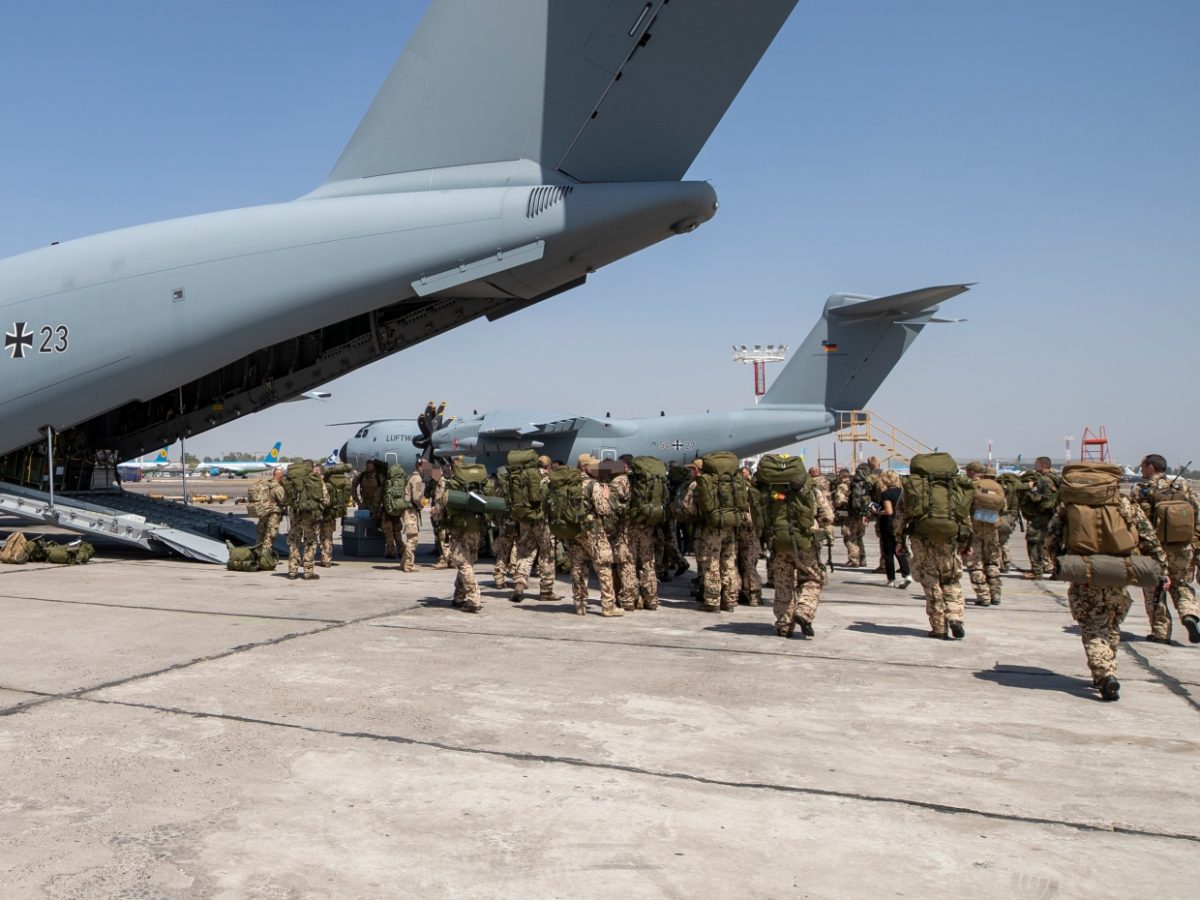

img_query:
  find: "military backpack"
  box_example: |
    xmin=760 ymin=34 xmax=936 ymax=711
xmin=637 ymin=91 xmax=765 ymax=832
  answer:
xmin=1057 ymin=462 xmax=1137 ymax=556
xmin=848 ymin=464 xmax=875 ymax=517
xmin=505 ymin=450 xmax=545 ymax=523
xmin=445 ymin=462 xmax=490 ymax=533
xmin=627 ymin=456 xmax=668 ymax=526
xmin=1020 ymin=471 xmax=1060 ymax=520
xmin=903 ymin=452 xmax=972 ymax=542
xmin=695 ymin=451 xmax=749 ymax=530
xmin=546 ymin=466 xmax=587 ymax=541
xmin=226 ymin=542 xmax=259 ymax=573
xmin=754 ymin=454 xmax=816 ymax=553
xmin=283 ymin=462 xmax=324 ymax=516
xmin=246 ymin=478 xmax=274 ymax=518
xmin=972 ymin=476 xmax=1007 ymax=524
xmin=34 ymin=539 xmax=94 ymax=565
xmin=0 ymin=532 xmax=30 ymax=565
xmin=324 ymin=468 xmax=353 ymax=517
xmin=996 ymin=472 xmax=1026 ymax=520
xmin=1138 ymin=479 xmax=1196 ymax=547
xmin=382 ymin=463 xmax=411 ymax=516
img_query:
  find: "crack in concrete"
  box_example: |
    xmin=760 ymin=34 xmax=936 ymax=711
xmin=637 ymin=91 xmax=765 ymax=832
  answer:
xmin=0 ymin=592 xmax=344 ymax=624
xmin=75 ymin=694 xmax=1200 ymax=847
xmin=0 ymin=603 xmax=418 ymax=718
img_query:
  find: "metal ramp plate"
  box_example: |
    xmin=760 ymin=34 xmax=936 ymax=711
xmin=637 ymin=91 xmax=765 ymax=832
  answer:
xmin=0 ymin=484 xmax=269 ymax=564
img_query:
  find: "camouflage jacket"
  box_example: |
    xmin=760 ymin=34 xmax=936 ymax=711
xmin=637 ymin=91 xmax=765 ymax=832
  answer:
xmin=1132 ymin=474 xmax=1199 ymax=520
xmin=1043 ymin=494 xmax=1167 ymax=569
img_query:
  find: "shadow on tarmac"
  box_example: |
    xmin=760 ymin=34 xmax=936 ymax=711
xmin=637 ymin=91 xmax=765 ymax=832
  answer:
xmin=846 ymin=621 xmax=933 ymax=639
xmin=973 ymin=664 xmax=1097 ymax=700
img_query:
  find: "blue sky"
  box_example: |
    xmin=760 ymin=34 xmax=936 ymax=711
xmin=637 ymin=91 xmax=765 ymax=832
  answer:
xmin=1 ymin=1 xmax=1196 ymax=466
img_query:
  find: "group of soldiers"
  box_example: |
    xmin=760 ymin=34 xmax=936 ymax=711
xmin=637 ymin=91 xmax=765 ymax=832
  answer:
xmin=251 ymin=446 xmax=1198 ymax=702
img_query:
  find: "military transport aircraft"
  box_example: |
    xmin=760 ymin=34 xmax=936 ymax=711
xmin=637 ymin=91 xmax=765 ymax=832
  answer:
xmin=0 ymin=0 xmax=798 ymax=493
xmin=338 ymin=284 xmax=970 ymax=471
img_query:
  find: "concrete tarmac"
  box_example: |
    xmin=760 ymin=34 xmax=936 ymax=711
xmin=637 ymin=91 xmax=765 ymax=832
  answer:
xmin=0 ymin=522 xmax=1196 ymax=899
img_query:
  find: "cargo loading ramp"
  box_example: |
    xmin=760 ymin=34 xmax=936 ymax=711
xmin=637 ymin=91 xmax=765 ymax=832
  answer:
xmin=0 ymin=483 xmax=266 ymax=564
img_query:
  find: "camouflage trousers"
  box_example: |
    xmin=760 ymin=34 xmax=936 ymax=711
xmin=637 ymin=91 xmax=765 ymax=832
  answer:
xmin=381 ymin=514 xmax=403 ymax=558
xmin=997 ymin=514 xmax=1017 ymax=570
xmin=695 ymin=527 xmax=739 ymax=610
xmin=736 ymin=522 xmax=762 ymax=604
xmin=493 ymin=522 xmax=516 ymax=584
xmin=1025 ymin=517 xmax=1051 ymax=575
xmin=618 ymin=523 xmax=658 ymax=609
xmin=256 ymin=512 xmax=282 ymax=551
xmin=1140 ymin=544 xmax=1198 ymax=641
xmin=512 ymin=519 xmax=556 ymax=596
xmin=318 ymin=517 xmax=336 ymax=566
xmin=287 ymin=513 xmax=319 ymax=576
xmin=430 ymin=516 xmax=451 ymax=565
xmin=968 ymin=523 xmax=1003 ymax=604
xmin=448 ymin=531 xmax=482 ymax=611
xmin=770 ymin=545 xmax=826 ymax=629
xmin=910 ymin=537 xmax=965 ymax=633
xmin=656 ymin=518 xmax=685 ymax=574
xmin=1068 ymin=584 xmax=1131 ymax=682
xmin=401 ymin=509 xmax=421 ymax=570
xmin=568 ymin=529 xmax=616 ymax=613
xmin=841 ymin=518 xmax=866 ymax=566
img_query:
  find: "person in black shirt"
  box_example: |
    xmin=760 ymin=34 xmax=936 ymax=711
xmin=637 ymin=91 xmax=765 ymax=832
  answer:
xmin=876 ymin=469 xmax=910 ymax=588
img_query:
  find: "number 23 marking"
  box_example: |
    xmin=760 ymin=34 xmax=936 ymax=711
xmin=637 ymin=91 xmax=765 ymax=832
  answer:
xmin=39 ymin=325 xmax=69 ymax=354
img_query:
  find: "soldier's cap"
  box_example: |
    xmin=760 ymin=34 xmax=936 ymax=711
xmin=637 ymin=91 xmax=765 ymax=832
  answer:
xmin=537 ymin=455 xmax=551 ymax=468
xmin=965 ymin=461 xmax=986 ymax=475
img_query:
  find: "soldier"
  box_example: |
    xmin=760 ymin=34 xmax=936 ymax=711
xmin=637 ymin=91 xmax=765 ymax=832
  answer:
xmin=1131 ymin=454 xmax=1200 ymax=644
xmin=767 ymin=470 xmax=835 ymax=637
xmin=492 ymin=466 xmax=517 ymax=589
xmin=314 ymin=463 xmax=336 ymax=568
xmin=352 ymin=460 xmax=384 ymax=522
xmin=1021 ymin=456 xmax=1060 ymax=579
xmin=568 ymin=454 xmax=622 ymax=617
xmin=1044 ymin=488 xmax=1168 ymax=700
xmin=285 ymin=461 xmax=328 ymax=581
xmin=903 ymin=456 xmax=973 ymax=639
xmin=995 ymin=472 xmax=1024 ymax=573
xmin=736 ymin=465 xmax=763 ymax=605
xmin=436 ymin=459 xmax=490 ymax=613
xmin=400 ymin=459 xmax=426 ymax=573
xmin=657 ymin=464 xmax=691 ymax=581
xmin=964 ymin=462 xmax=1005 ymax=607
xmin=508 ymin=454 xmax=559 ymax=603
xmin=255 ymin=467 xmax=286 ymax=550
xmin=839 ymin=464 xmax=871 ymax=567
xmin=427 ymin=465 xmax=451 ymax=569
xmin=618 ymin=455 xmax=667 ymax=611
xmin=682 ymin=453 xmax=744 ymax=612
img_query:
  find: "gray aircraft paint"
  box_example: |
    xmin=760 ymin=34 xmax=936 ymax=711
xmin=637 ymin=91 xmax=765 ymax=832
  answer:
xmin=0 ymin=1 xmax=798 ymax=464
xmin=340 ymin=285 xmax=970 ymax=472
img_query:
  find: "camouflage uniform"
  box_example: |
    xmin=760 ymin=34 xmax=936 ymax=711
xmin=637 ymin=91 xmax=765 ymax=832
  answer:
xmin=287 ymin=478 xmax=328 ymax=579
xmin=380 ymin=512 xmax=403 ymax=560
xmin=834 ymin=480 xmax=866 ymax=566
xmin=493 ymin=521 xmax=516 ymax=589
xmin=609 ymin=473 xmax=633 ymax=607
xmin=1044 ymin=495 xmax=1167 ymax=684
xmin=968 ymin=522 xmax=1003 ymax=605
xmin=682 ymin=480 xmax=741 ymax=611
xmin=771 ymin=488 xmax=835 ymax=634
xmin=1131 ymin=474 xmax=1199 ymax=640
xmin=353 ymin=468 xmax=383 ymax=521
xmin=255 ymin=480 xmax=286 ymax=550
xmin=436 ymin=478 xmax=484 ymax=612
xmin=400 ymin=471 xmax=424 ymax=572
xmin=318 ymin=513 xmax=337 ymax=568
xmin=996 ymin=512 xmax=1016 ymax=572
xmin=1022 ymin=471 xmax=1060 ymax=576
xmin=429 ymin=477 xmax=451 ymax=569
xmin=569 ymin=476 xmax=620 ymax=616
xmin=620 ymin=522 xmax=659 ymax=610
xmin=511 ymin=467 xmax=557 ymax=600
xmin=909 ymin=536 xmax=967 ymax=636
xmin=735 ymin=518 xmax=762 ymax=606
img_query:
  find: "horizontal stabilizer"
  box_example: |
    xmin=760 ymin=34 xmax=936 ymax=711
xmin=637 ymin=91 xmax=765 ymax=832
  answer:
xmin=827 ymin=284 xmax=972 ymax=319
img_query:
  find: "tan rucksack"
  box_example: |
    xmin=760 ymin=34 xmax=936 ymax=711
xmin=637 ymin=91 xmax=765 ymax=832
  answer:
xmin=973 ymin=478 xmax=1006 ymax=513
xmin=246 ymin=478 xmax=273 ymax=518
xmin=1 ymin=532 xmax=30 ymax=564
xmin=1059 ymin=463 xmax=1137 ymax=556
xmin=1141 ymin=482 xmax=1197 ymax=547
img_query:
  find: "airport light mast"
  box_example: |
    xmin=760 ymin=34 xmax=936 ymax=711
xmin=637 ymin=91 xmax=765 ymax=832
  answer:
xmin=732 ymin=344 xmax=788 ymax=405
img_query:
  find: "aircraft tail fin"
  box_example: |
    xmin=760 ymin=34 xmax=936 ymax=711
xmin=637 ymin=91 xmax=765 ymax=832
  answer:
xmin=759 ymin=285 xmax=972 ymax=411
xmin=153 ymin=448 xmax=169 ymax=464
xmin=263 ymin=442 xmax=282 ymax=464
xmin=321 ymin=0 xmax=797 ymax=192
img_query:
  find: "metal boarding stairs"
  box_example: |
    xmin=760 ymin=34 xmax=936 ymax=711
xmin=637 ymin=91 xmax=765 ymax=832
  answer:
xmin=836 ymin=410 xmax=933 ymax=466
xmin=0 ymin=483 xmax=266 ymax=565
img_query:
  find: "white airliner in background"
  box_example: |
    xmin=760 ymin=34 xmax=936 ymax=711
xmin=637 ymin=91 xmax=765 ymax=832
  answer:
xmin=195 ymin=442 xmax=283 ymax=477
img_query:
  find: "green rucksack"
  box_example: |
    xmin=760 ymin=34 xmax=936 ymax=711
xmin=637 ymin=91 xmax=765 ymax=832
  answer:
xmin=546 ymin=466 xmax=587 ymax=541
xmin=257 ymin=546 xmax=280 ymax=571
xmin=283 ymin=462 xmax=324 ymax=516
xmin=41 ymin=540 xmax=95 ymax=565
xmin=755 ymin=454 xmax=815 ymax=552
xmin=1019 ymin=471 xmax=1060 ymax=520
xmin=696 ymin=451 xmax=749 ymax=530
xmin=903 ymin=452 xmax=972 ymax=542
xmin=997 ymin=472 xmax=1026 ymax=519
xmin=446 ymin=462 xmax=490 ymax=533
xmin=504 ymin=450 xmax=545 ymax=522
xmin=849 ymin=464 xmax=875 ymax=516
xmin=324 ymin=463 xmax=353 ymax=517
xmin=627 ymin=456 xmax=668 ymax=526
xmin=382 ymin=463 xmax=410 ymax=516
xmin=226 ymin=542 xmax=259 ymax=572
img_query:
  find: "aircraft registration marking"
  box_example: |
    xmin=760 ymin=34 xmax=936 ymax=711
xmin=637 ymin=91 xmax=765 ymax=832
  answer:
xmin=5 ymin=322 xmax=69 ymax=359
xmin=660 ymin=440 xmax=695 ymax=451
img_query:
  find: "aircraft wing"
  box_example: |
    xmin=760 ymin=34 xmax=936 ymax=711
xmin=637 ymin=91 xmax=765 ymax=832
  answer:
xmin=476 ymin=413 xmax=595 ymax=439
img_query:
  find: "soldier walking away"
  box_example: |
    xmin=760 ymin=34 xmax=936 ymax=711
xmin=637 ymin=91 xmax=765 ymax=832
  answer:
xmin=284 ymin=460 xmax=328 ymax=581
xmin=756 ymin=455 xmax=833 ymax=637
xmin=903 ymin=453 xmax=974 ymax=639
xmin=657 ymin=463 xmax=692 ymax=581
xmin=607 ymin=457 xmax=633 ymax=607
xmin=1044 ymin=462 xmax=1169 ymax=700
xmin=399 ymin=459 xmax=427 ymax=573
xmin=427 ymin=466 xmax=452 ymax=569
xmin=504 ymin=451 xmax=559 ymax=603
xmin=1021 ymin=456 xmax=1060 ymax=579
xmin=876 ymin=469 xmax=910 ymax=589
xmin=1132 ymin=454 xmax=1200 ymax=644
xmin=841 ymin=464 xmax=873 ymax=567
xmin=737 ymin=465 xmax=764 ymax=605
xmin=437 ymin=459 xmax=491 ymax=613
xmin=316 ymin=462 xmax=350 ymax=568
xmin=252 ymin=467 xmax=286 ymax=550
xmin=620 ymin=455 xmax=669 ymax=610
xmin=684 ymin=451 xmax=748 ymax=612
xmin=379 ymin=462 xmax=409 ymax=560
xmin=352 ymin=459 xmax=384 ymax=523
xmin=965 ymin=462 xmax=1005 ymax=606
xmin=995 ymin=471 xmax=1025 ymax=573
xmin=491 ymin=466 xmax=517 ymax=589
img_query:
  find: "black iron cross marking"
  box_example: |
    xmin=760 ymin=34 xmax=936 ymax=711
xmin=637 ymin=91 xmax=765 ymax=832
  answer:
xmin=5 ymin=322 xmax=32 ymax=359
xmin=670 ymin=440 xmax=684 ymax=451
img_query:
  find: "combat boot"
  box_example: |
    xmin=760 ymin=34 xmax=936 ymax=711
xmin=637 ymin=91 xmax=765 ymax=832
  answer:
xmin=973 ymin=599 xmax=991 ymax=607
xmin=601 ymin=606 xmax=625 ymax=618
xmin=928 ymin=627 xmax=948 ymax=640
xmin=303 ymin=572 xmax=320 ymax=581
xmin=949 ymin=620 xmax=965 ymax=639
xmin=747 ymin=595 xmax=761 ymax=607
xmin=796 ymin=617 xmax=814 ymax=638
xmin=1099 ymin=675 xmax=1120 ymax=701
xmin=287 ymin=571 xmax=299 ymax=581
xmin=776 ymin=622 xmax=794 ymax=638
xmin=674 ymin=560 xmax=690 ymax=578
xmin=538 ymin=591 xmax=563 ymax=602
xmin=1183 ymin=616 xmax=1200 ymax=644
xmin=701 ymin=603 xmax=720 ymax=613
xmin=430 ymin=560 xmax=450 ymax=569
xmin=574 ymin=599 xmax=588 ymax=616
